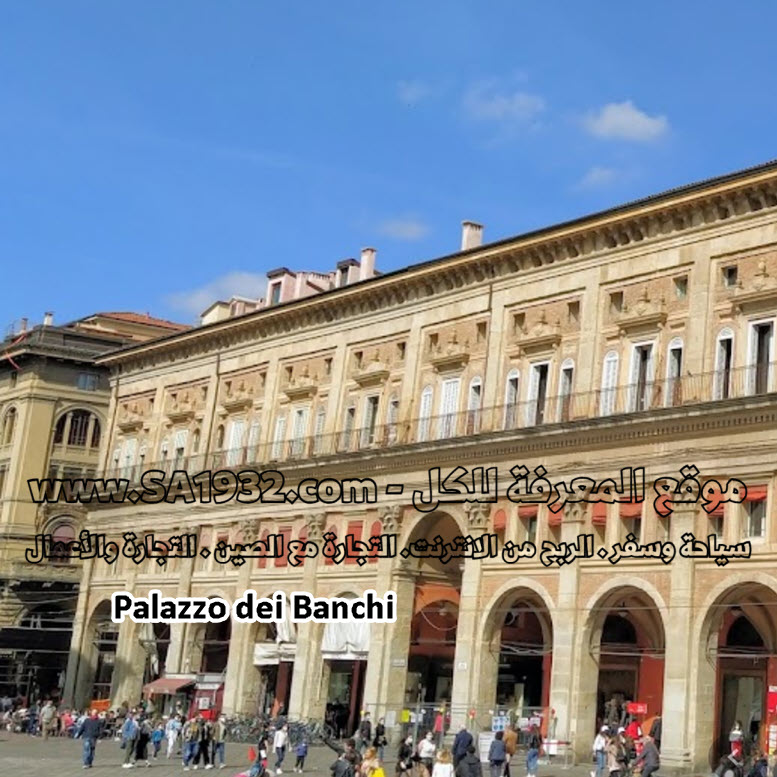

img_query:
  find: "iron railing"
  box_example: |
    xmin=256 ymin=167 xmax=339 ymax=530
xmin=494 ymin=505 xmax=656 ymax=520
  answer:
xmin=101 ymin=361 xmax=777 ymax=480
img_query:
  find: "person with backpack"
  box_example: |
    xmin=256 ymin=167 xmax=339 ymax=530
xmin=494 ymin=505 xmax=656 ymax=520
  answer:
xmin=121 ymin=712 xmax=139 ymax=768
xmin=135 ymin=715 xmax=153 ymax=767
xmin=455 ymin=745 xmax=483 ymax=777
xmin=332 ymin=751 xmax=359 ymax=777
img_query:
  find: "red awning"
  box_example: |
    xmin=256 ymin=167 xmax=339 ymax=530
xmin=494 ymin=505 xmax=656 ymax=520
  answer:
xmin=518 ymin=504 xmax=538 ymax=519
xmin=592 ymin=503 xmax=608 ymax=526
xmin=619 ymin=501 xmax=644 ymax=519
xmin=143 ymin=677 xmax=195 ymax=696
xmin=745 ymin=485 xmax=768 ymax=502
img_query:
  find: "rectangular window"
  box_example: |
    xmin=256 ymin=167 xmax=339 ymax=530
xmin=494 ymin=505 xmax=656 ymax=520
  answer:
xmin=437 ymin=378 xmax=461 ymax=439
xmin=558 ymin=365 xmax=574 ymax=422
xmin=271 ymin=416 xmax=286 ymax=460
xmin=269 ymin=283 xmax=282 ymax=305
xmin=527 ymin=363 xmax=549 ymax=425
xmin=77 ymin=373 xmax=99 ymax=391
xmin=750 ymin=322 xmax=774 ymax=395
xmin=0 ymin=467 xmax=6 ymax=499
xmin=674 ymin=276 xmax=688 ymax=299
xmin=610 ymin=291 xmax=624 ymax=315
xmin=342 ymin=405 xmax=356 ymax=450
xmin=715 ymin=337 xmax=734 ymax=400
xmin=361 ymin=396 xmax=379 ymax=447
xmin=723 ymin=266 xmax=738 ymax=288
xmin=630 ymin=344 xmax=654 ymax=412
xmin=567 ymin=300 xmax=580 ymax=325
xmin=709 ymin=514 xmax=724 ymax=539
xmin=666 ymin=344 xmax=683 ymax=407
xmin=225 ymin=419 xmax=246 ymax=466
xmin=290 ymin=406 xmax=310 ymax=457
xmin=746 ymin=501 xmax=767 ymax=539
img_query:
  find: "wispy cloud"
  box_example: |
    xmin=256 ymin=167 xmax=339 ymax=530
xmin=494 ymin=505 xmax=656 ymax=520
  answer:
xmin=396 ymin=79 xmax=433 ymax=106
xmin=582 ymin=101 xmax=668 ymax=142
xmin=377 ymin=216 xmax=430 ymax=241
xmin=166 ymin=272 xmax=268 ymax=318
xmin=462 ymin=79 xmax=546 ymax=127
xmin=576 ymin=165 xmax=618 ymax=189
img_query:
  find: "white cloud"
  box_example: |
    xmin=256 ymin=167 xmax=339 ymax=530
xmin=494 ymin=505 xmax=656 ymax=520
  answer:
xmin=583 ymin=101 xmax=668 ymax=142
xmin=166 ymin=272 xmax=268 ymax=318
xmin=397 ymin=80 xmax=432 ymax=106
xmin=577 ymin=166 xmax=618 ymax=189
xmin=462 ymin=80 xmax=546 ymax=125
xmin=377 ymin=217 xmax=430 ymax=241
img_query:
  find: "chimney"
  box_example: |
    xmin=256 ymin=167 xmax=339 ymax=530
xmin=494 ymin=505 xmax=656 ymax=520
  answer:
xmin=360 ymin=248 xmax=377 ymax=280
xmin=347 ymin=260 xmax=361 ymax=285
xmin=19 ymin=318 xmax=28 ymax=333
xmin=43 ymin=312 xmax=53 ymax=327
xmin=461 ymin=221 xmax=484 ymax=251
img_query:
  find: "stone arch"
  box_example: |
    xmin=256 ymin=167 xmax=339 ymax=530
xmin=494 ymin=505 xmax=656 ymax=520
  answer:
xmin=572 ymin=578 xmax=668 ymax=753
xmin=471 ymin=578 xmax=556 ymax=726
xmin=689 ymin=574 xmax=777 ymax=768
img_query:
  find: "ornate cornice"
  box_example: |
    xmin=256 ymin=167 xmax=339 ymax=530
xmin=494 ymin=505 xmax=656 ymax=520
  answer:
xmin=99 ymin=168 xmax=777 ymax=373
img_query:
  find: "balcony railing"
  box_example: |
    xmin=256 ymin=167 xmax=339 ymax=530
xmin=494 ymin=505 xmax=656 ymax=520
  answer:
xmin=101 ymin=360 xmax=777 ymax=480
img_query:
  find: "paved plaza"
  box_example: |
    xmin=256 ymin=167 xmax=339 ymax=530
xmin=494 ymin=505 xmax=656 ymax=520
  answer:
xmin=0 ymin=733 xmax=615 ymax=777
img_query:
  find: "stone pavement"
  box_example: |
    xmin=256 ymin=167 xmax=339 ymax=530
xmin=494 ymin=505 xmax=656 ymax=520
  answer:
xmin=0 ymin=733 xmax=704 ymax=777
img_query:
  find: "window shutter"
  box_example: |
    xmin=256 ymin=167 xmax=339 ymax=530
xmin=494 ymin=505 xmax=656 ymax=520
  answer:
xmin=600 ymin=352 xmax=619 ymax=415
xmin=226 ymin=419 xmax=246 ymax=466
xmin=438 ymin=378 xmax=460 ymax=438
xmin=174 ymin=429 xmax=188 ymax=452
xmin=418 ymin=388 xmax=433 ymax=442
xmin=247 ymin=421 xmax=261 ymax=461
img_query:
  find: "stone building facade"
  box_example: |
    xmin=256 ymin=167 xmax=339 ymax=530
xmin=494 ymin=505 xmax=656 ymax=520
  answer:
xmin=65 ymin=161 xmax=777 ymax=770
xmin=0 ymin=312 xmax=186 ymax=700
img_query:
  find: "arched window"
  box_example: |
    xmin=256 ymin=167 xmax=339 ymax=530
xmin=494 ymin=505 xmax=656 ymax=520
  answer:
xmin=2 ymin=407 xmax=17 ymax=446
xmin=599 ymin=351 xmax=619 ymax=416
xmin=714 ymin=328 xmax=734 ymax=400
xmin=90 ymin=418 xmax=101 ymax=448
xmin=467 ymin=377 xmax=482 ymax=434
xmin=558 ymin=358 xmax=575 ymax=422
xmin=665 ymin=337 xmax=684 ymax=407
xmin=417 ymin=386 xmax=433 ymax=442
xmin=191 ymin=428 xmax=201 ymax=455
xmin=503 ymin=370 xmax=520 ymax=429
xmin=68 ymin=410 xmax=92 ymax=447
xmin=54 ymin=415 xmax=67 ymax=445
xmin=49 ymin=521 xmax=77 ymax=564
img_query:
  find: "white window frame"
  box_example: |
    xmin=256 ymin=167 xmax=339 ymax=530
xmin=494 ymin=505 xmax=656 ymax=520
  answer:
xmin=714 ymin=328 xmax=735 ymax=400
xmin=361 ymin=395 xmax=380 ymax=447
xmin=417 ymin=386 xmax=433 ymax=442
xmin=503 ymin=369 xmax=520 ymax=429
xmin=467 ymin=376 xmax=482 ymax=433
xmin=386 ymin=394 xmax=399 ymax=444
xmin=226 ymin=418 xmax=246 ymax=466
xmin=290 ymin=406 xmax=310 ymax=457
xmin=747 ymin=318 xmax=776 ymax=395
xmin=744 ymin=499 xmax=767 ymax=541
xmin=526 ymin=361 xmax=550 ymax=426
xmin=313 ymin=406 xmax=326 ymax=454
xmin=437 ymin=377 xmax=461 ymax=439
xmin=271 ymin=415 xmax=287 ymax=460
xmin=627 ymin=340 xmax=656 ymax=412
xmin=600 ymin=351 xmax=619 ymax=416
xmin=664 ymin=337 xmax=684 ymax=408
xmin=558 ymin=358 xmax=575 ymax=422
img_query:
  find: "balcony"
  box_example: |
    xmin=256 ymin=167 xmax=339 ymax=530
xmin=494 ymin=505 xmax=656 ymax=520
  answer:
xmin=99 ymin=360 xmax=777 ymax=481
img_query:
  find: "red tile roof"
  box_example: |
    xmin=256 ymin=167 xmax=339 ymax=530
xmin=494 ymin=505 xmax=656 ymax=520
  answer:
xmin=89 ymin=312 xmax=189 ymax=331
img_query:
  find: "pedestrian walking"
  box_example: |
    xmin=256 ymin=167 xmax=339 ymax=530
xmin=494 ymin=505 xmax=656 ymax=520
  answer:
xmin=432 ymin=749 xmax=455 ymax=777
xmin=182 ymin=715 xmax=202 ymax=771
xmin=121 ymin=712 xmax=139 ymax=768
xmin=135 ymin=715 xmax=153 ymax=767
xmin=41 ymin=699 xmax=57 ymax=740
xmin=79 ymin=709 xmax=104 ymax=769
xmin=526 ymin=726 xmax=542 ymax=777
xmin=455 ymin=745 xmax=482 ymax=777
xmin=396 ymin=735 xmax=414 ymax=777
xmin=274 ymin=722 xmax=289 ymax=774
xmin=211 ymin=713 xmax=227 ymax=769
xmin=294 ymin=739 xmax=308 ymax=773
xmin=503 ymin=725 xmax=518 ymax=777
xmin=359 ymin=714 xmax=373 ymax=756
xmin=194 ymin=715 xmax=213 ymax=769
xmin=166 ymin=714 xmax=181 ymax=758
xmin=373 ymin=717 xmax=387 ymax=763
xmin=151 ymin=720 xmax=164 ymax=759
xmin=453 ymin=726 xmax=474 ymax=769
xmin=488 ymin=731 xmax=506 ymax=777
xmin=418 ymin=732 xmax=437 ymax=777
xmin=592 ymin=727 xmax=608 ymax=777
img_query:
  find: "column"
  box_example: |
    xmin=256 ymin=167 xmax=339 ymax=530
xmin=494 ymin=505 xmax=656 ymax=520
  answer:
xmin=660 ymin=503 xmax=696 ymax=769
xmin=63 ymin=557 xmax=95 ymax=707
xmin=552 ymin=502 xmax=584 ymax=757
xmin=449 ymin=503 xmax=488 ymax=730
xmin=362 ymin=506 xmax=415 ymax=741
xmin=164 ymin=537 xmax=195 ymax=674
xmin=287 ymin=513 xmax=325 ymax=719
xmin=221 ymin=520 xmax=257 ymax=714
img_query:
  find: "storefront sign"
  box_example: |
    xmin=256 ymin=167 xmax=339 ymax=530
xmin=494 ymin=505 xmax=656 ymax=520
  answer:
xmin=767 ymin=686 xmax=777 ymax=714
xmin=479 ymin=732 xmax=495 ymax=764
xmin=626 ymin=702 xmax=647 ymax=715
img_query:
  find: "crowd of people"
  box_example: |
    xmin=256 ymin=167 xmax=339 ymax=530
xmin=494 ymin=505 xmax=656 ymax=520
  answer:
xmin=590 ymin=723 xmax=660 ymax=777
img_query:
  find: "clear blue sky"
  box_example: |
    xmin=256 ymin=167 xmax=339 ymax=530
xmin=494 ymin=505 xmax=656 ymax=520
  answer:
xmin=2 ymin=2 xmax=777 ymax=327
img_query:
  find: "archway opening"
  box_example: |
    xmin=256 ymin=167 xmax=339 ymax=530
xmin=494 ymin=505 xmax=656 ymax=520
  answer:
xmin=89 ymin=601 xmax=119 ymax=702
xmin=252 ymin=599 xmax=296 ymax=718
xmin=587 ymin=587 xmax=665 ymax=736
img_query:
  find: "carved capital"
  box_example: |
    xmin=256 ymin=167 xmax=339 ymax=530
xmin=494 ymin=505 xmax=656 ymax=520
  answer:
xmin=239 ymin=519 xmax=259 ymax=545
xmin=306 ymin=513 xmax=326 ymax=542
xmin=465 ymin=502 xmax=491 ymax=532
xmin=378 ymin=505 xmax=404 ymax=535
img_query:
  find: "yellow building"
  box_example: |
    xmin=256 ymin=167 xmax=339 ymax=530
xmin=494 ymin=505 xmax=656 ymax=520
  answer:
xmin=65 ymin=160 xmax=777 ymax=770
xmin=0 ymin=312 xmax=186 ymax=701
